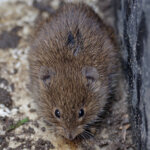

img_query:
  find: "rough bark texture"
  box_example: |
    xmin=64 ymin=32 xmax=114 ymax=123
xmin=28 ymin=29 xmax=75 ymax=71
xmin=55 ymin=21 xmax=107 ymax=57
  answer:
xmin=114 ymin=0 xmax=150 ymax=149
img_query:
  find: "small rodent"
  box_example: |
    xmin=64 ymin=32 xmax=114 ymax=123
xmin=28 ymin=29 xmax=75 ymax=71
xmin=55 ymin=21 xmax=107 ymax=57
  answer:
xmin=28 ymin=3 xmax=120 ymax=141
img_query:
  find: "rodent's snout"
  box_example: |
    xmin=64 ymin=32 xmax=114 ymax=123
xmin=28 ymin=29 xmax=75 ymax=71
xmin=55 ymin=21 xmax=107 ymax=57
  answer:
xmin=64 ymin=130 xmax=78 ymax=141
xmin=66 ymin=133 xmax=75 ymax=141
xmin=63 ymin=131 xmax=75 ymax=141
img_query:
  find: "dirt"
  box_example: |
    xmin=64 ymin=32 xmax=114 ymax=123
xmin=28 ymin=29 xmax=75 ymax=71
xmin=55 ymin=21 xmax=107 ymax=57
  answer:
xmin=0 ymin=78 xmax=9 ymax=86
xmin=22 ymin=127 xmax=35 ymax=135
xmin=0 ymin=116 xmax=55 ymax=150
xmin=35 ymin=139 xmax=55 ymax=150
xmin=33 ymin=0 xmax=55 ymax=14
xmin=0 ymin=27 xmax=21 ymax=49
xmin=0 ymin=88 xmax=12 ymax=108
xmin=0 ymin=0 xmax=135 ymax=150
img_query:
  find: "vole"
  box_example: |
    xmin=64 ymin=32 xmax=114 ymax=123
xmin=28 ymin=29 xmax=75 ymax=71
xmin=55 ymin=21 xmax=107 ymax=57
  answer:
xmin=28 ymin=3 xmax=120 ymax=141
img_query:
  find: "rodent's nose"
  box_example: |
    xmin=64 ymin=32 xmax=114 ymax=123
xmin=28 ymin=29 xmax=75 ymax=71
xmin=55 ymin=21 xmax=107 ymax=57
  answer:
xmin=68 ymin=134 xmax=74 ymax=140
xmin=66 ymin=132 xmax=75 ymax=141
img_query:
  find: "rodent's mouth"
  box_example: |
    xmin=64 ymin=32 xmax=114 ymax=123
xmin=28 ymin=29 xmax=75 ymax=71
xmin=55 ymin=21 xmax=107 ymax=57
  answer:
xmin=63 ymin=132 xmax=79 ymax=141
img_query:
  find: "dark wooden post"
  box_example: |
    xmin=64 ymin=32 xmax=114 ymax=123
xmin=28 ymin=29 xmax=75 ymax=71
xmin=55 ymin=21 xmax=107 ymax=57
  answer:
xmin=114 ymin=0 xmax=150 ymax=149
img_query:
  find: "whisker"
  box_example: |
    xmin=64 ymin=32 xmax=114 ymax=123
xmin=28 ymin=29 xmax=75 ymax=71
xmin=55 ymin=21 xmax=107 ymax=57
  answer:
xmin=82 ymin=129 xmax=94 ymax=139
xmin=80 ymin=133 xmax=87 ymax=140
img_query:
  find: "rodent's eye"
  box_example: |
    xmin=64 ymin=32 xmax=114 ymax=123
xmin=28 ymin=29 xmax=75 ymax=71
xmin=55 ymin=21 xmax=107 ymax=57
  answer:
xmin=55 ymin=109 xmax=60 ymax=118
xmin=78 ymin=109 xmax=84 ymax=118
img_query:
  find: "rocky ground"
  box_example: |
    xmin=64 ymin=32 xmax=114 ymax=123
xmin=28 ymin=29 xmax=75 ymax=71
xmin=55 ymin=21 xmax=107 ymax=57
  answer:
xmin=0 ymin=0 xmax=135 ymax=149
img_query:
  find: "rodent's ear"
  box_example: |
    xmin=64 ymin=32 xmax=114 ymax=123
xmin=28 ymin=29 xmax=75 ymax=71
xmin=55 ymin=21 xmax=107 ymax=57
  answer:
xmin=39 ymin=66 xmax=56 ymax=87
xmin=82 ymin=66 xmax=99 ymax=85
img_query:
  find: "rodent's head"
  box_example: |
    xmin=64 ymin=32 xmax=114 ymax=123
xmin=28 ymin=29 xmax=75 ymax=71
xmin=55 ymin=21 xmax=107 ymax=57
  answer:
xmin=38 ymin=65 xmax=108 ymax=140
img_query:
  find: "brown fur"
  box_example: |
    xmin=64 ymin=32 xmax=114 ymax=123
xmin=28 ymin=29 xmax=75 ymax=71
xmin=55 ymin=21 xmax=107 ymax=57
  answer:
xmin=28 ymin=3 xmax=120 ymax=140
